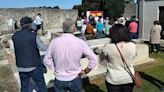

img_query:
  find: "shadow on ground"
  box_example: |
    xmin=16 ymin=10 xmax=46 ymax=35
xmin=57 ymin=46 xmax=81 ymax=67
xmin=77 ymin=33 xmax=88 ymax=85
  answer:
xmin=82 ymin=77 xmax=105 ymax=92
xmin=139 ymin=71 xmax=164 ymax=90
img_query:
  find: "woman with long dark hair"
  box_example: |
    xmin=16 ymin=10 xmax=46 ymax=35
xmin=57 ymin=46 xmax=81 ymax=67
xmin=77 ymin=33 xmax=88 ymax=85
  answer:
xmin=103 ymin=24 xmax=136 ymax=92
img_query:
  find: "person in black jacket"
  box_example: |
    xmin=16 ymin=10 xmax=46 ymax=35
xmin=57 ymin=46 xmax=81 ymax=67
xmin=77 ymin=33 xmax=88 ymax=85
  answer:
xmin=12 ymin=16 xmax=47 ymax=92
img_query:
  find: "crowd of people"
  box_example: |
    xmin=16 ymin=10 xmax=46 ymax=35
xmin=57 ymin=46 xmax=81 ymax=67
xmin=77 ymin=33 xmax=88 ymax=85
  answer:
xmin=75 ymin=15 xmax=139 ymax=40
xmin=11 ymin=13 xmax=162 ymax=92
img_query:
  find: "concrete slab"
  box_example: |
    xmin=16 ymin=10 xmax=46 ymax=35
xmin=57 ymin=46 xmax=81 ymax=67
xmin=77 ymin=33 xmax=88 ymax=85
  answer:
xmin=6 ymin=34 xmax=154 ymax=91
xmin=86 ymin=38 xmax=110 ymax=49
xmin=133 ymin=44 xmax=154 ymax=65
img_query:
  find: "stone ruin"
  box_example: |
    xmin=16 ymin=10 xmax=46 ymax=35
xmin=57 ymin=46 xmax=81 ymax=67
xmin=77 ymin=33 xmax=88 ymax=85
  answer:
xmin=0 ymin=31 xmax=154 ymax=91
xmin=0 ymin=44 xmax=20 ymax=92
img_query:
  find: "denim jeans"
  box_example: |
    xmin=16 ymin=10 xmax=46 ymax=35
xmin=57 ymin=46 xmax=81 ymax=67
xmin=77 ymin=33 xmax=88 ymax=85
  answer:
xmin=28 ymin=78 xmax=38 ymax=92
xmin=54 ymin=76 xmax=82 ymax=92
xmin=105 ymin=81 xmax=134 ymax=92
xmin=130 ymin=32 xmax=137 ymax=39
xmin=97 ymin=30 xmax=103 ymax=38
xmin=19 ymin=66 xmax=47 ymax=92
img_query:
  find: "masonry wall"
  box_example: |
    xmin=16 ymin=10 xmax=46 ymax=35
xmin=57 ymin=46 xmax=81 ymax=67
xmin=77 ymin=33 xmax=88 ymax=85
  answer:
xmin=124 ymin=4 xmax=137 ymax=18
xmin=0 ymin=8 xmax=78 ymax=32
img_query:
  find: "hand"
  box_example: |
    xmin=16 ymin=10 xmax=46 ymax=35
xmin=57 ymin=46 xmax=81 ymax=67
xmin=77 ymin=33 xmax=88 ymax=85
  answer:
xmin=84 ymin=67 xmax=91 ymax=74
xmin=78 ymin=70 xmax=85 ymax=76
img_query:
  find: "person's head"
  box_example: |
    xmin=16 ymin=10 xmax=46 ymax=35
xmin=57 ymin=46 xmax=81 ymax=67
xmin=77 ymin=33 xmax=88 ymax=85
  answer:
xmin=118 ymin=17 xmax=125 ymax=24
xmin=153 ymin=20 xmax=160 ymax=25
xmin=98 ymin=18 xmax=101 ymax=22
xmin=62 ymin=18 xmax=76 ymax=33
xmin=20 ymin=16 xmax=32 ymax=29
xmin=111 ymin=24 xmax=131 ymax=43
xmin=37 ymin=13 xmax=41 ymax=16
xmin=106 ymin=17 xmax=109 ymax=20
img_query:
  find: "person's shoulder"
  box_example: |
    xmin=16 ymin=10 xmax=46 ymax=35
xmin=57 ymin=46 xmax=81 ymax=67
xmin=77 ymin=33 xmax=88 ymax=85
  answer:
xmin=13 ymin=29 xmax=23 ymax=35
xmin=104 ymin=43 xmax=115 ymax=48
xmin=128 ymin=42 xmax=136 ymax=47
xmin=28 ymin=30 xmax=36 ymax=34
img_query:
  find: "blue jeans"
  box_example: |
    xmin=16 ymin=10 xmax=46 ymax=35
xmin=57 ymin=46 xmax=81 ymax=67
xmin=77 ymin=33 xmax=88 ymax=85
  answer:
xmin=54 ymin=76 xmax=82 ymax=92
xmin=97 ymin=30 xmax=103 ymax=38
xmin=19 ymin=66 xmax=47 ymax=92
xmin=130 ymin=32 xmax=137 ymax=39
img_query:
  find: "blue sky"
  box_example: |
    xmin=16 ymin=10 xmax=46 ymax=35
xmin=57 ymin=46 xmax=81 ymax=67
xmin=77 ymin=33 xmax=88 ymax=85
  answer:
xmin=0 ymin=0 xmax=81 ymax=9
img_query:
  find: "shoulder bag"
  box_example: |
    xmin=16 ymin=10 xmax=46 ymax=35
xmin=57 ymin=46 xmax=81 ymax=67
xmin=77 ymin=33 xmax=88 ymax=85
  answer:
xmin=115 ymin=44 xmax=142 ymax=88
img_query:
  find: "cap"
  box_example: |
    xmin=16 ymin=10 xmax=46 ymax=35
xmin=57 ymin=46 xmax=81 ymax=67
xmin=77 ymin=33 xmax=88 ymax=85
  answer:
xmin=20 ymin=16 xmax=32 ymax=25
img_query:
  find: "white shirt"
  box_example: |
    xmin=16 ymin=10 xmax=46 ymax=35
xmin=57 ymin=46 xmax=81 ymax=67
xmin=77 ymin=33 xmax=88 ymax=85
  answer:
xmin=103 ymin=42 xmax=136 ymax=85
xmin=76 ymin=20 xmax=82 ymax=27
xmin=34 ymin=15 xmax=43 ymax=25
xmin=8 ymin=18 xmax=13 ymax=27
xmin=81 ymin=24 xmax=87 ymax=33
xmin=94 ymin=17 xmax=99 ymax=23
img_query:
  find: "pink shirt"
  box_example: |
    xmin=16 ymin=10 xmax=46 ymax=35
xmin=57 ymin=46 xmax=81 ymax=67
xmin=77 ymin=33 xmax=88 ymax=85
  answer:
xmin=43 ymin=34 xmax=97 ymax=81
xmin=128 ymin=22 xmax=138 ymax=33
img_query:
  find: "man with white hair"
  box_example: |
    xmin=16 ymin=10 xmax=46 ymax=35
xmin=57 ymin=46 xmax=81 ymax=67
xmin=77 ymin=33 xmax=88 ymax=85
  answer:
xmin=44 ymin=18 xmax=97 ymax=92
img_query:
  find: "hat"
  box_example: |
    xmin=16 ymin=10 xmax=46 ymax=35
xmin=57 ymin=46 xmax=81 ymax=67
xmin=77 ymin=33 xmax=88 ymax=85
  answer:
xmin=20 ymin=16 xmax=32 ymax=25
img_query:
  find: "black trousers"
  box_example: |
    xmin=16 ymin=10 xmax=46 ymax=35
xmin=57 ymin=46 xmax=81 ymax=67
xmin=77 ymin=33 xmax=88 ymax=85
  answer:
xmin=36 ymin=24 xmax=41 ymax=31
xmin=151 ymin=44 xmax=160 ymax=53
xmin=105 ymin=81 xmax=134 ymax=92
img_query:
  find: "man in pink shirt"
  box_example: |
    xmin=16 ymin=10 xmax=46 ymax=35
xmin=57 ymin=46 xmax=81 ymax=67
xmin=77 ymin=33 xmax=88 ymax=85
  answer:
xmin=128 ymin=19 xmax=138 ymax=39
xmin=44 ymin=18 xmax=97 ymax=92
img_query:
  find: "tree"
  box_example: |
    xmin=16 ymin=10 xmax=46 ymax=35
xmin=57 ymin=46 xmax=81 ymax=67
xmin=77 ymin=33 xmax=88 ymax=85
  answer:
xmin=53 ymin=6 xmax=59 ymax=9
xmin=73 ymin=0 xmax=125 ymax=18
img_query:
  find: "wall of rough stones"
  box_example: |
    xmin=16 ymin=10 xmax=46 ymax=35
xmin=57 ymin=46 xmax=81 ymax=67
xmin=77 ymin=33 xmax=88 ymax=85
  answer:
xmin=0 ymin=8 xmax=78 ymax=32
xmin=124 ymin=4 xmax=137 ymax=18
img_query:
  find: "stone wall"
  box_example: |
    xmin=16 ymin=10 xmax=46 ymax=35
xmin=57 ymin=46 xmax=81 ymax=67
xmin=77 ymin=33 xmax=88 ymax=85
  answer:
xmin=0 ymin=8 xmax=78 ymax=32
xmin=124 ymin=4 xmax=137 ymax=18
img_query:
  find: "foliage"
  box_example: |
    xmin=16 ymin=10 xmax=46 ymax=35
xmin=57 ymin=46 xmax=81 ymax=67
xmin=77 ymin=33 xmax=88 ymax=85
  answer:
xmin=73 ymin=0 xmax=126 ymax=18
xmin=39 ymin=6 xmax=60 ymax=9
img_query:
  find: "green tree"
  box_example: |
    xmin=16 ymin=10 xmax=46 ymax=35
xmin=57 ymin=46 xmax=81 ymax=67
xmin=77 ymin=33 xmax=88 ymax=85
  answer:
xmin=73 ymin=0 xmax=125 ymax=18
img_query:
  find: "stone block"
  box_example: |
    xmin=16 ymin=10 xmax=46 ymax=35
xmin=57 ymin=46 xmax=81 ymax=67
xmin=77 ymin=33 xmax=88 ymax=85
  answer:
xmin=86 ymin=38 xmax=110 ymax=49
xmin=133 ymin=44 xmax=154 ymax=65
xmin=0 ymin=59 xmax=20 ymax=92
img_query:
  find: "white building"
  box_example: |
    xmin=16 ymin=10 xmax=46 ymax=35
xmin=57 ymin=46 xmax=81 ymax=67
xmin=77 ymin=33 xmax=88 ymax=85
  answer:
xmin=139 ymin=0 xmax=164 ymax=40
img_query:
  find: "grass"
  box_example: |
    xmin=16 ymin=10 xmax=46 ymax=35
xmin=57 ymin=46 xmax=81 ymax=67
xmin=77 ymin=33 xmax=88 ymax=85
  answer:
xmin=82 ymin=48 xmax=164 ymax=92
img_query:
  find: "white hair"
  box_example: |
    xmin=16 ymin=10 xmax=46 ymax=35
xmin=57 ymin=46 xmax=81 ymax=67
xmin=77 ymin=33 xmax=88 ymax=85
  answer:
xmin=62 ymin=18 xmax=75 ymax=33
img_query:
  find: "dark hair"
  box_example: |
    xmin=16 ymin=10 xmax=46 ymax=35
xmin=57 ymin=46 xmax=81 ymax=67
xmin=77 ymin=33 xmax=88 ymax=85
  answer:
xmin=153 ymin=20 xmax=160 ymax=25
xmin=20 ymin=16 xmax=32 ymax=29
xmin=37 ymin=13 xmax=41 ymax=16
xmin=111 ymin=24 xmax=131 ymax=43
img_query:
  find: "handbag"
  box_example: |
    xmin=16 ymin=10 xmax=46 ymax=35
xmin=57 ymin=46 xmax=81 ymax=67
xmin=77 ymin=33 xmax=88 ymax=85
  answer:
xmin=116 ymin=44 xmax=142 ymax=88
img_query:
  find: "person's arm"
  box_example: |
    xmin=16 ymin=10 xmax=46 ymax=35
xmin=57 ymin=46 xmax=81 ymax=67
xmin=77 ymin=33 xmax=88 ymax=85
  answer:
xmin=38 ymin=16 xmax=43 ymax=22
xmin=43 ymin=41 xmax=54 ymax=70
xmin=81 ymin=41 xmax=98 ymax=74
xmin=128 ymin=23 xmax=131 ymax=31
xmin=36 ymin=35 xmax=48 ymax=51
